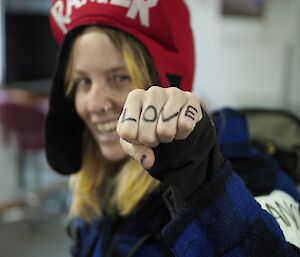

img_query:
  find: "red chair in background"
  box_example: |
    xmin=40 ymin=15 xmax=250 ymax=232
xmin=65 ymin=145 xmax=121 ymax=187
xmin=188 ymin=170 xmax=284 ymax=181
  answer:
xmin=0 ymin=89 xmax=48 ymax=191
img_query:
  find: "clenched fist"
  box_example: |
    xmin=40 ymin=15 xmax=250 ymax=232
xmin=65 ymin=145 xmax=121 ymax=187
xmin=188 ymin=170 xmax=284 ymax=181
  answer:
xmin=117 ymin=86 xmax=202 ymax=169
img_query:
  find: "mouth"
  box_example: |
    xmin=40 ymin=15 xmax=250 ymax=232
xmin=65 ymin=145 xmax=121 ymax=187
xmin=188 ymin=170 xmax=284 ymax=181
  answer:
xmin=96 ymin=120 xmax=118 ymax=133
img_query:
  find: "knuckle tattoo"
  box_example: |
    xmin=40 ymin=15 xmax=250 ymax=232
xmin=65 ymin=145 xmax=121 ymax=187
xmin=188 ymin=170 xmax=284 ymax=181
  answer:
xmin=184 ymin=105 xmax=198 ymax=121
xmin=121 ymin=108 xmax=137 ymax=123
xmin=142 ymin=105 xmax=158 ymax=122
xmin=160 ymin=106 xmax=179 ymax=122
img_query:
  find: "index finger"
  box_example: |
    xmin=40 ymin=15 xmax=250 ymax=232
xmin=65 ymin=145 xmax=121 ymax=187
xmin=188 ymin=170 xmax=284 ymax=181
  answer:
xmin=117 ymin=89 xmax=144 ymax=143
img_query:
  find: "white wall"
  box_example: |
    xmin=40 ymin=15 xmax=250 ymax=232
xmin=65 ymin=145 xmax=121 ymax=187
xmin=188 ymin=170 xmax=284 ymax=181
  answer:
xmin=289 ymin=0 xmax=300 ymax=113
xmin=188 ymin=0 xmax=300 ymax=113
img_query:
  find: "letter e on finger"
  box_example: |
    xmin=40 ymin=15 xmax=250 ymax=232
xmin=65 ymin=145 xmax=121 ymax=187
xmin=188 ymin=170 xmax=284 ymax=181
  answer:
xmin=175 ymin=92 xmax=202 ymax=140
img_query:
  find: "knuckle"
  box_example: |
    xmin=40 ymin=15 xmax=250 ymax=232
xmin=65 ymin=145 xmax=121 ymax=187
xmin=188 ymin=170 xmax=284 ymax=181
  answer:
xmin=117 ymin=126 xmax=136 ymax=141
xmin=178 ymin=119 xmax=194 ymax=133
xmin=127 ymin=89 xmax=145 ymax=100
xmin=167 ymin=87 xmax=185 ymax=99
xmin=138 ymin=134 xmax=158 ymax=147
xmin=147 ymin=85 xmax=161 ymax=92
xmin=175 ymin=131 xmax=190 ymax=140
xmin=185 ymin=91 xmax=199 ymax=103
xmin=159 ymin=135 xmax=174 ymax=143
xmin=157 ymin=125 xmax=174 ymax=141
xmin=184 ymin=91 xmax=194 ymax=98
xmin=147 ymin=86 xmax=164 ymax=98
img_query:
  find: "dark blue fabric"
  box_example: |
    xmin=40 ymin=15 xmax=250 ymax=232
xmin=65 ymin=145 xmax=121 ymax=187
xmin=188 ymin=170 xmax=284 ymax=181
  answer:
xmin=213 ymin=108 xmax=259 ymax=158
xmin=213 ymin=108 xmax=249 ymax=146
xmin=162 ymin=163 xmax=297 ymax=257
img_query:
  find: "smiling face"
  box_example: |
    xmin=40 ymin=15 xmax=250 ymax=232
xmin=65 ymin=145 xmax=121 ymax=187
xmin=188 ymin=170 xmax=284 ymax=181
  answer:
xmin=69 ymin=27 xmax=134 ymax=161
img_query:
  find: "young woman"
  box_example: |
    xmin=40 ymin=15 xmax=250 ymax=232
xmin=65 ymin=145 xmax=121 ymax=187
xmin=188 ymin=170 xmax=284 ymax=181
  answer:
xmin=46 ymin=0 xmax=300 ymax=256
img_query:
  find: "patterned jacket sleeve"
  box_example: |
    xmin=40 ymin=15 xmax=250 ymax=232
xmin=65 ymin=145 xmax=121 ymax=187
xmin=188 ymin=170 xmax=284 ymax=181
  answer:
xmin=161 ymin=161 xmax=300 ymax=256
xmin=148 ymin=108 xmax=300 ymax=256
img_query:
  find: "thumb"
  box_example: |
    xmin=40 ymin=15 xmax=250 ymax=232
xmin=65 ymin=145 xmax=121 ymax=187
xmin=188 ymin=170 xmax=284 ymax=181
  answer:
xmin=119 ymin=138 xmax=155 ymax=170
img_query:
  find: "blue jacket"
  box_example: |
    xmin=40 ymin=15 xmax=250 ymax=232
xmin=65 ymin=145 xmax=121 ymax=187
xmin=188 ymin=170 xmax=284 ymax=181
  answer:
xmin=68 ymin=109 xmax=300 ymax=257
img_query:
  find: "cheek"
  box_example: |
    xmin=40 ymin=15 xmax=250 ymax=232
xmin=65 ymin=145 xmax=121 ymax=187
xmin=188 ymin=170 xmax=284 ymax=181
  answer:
xmin=74 ymin=93 xmax=86 ymax=119
xmin=117 ymin=90 xmax=132 ymax=108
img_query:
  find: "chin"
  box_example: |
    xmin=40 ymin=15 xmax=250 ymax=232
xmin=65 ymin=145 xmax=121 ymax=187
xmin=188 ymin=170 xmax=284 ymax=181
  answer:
xmin=99 ymin=144 xmax=127 ymax=161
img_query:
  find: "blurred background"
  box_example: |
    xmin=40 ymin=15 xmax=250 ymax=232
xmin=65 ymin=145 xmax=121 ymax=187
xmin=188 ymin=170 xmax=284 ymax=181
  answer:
xmin=0 ymin=0 xmax=299 ymax=256
xmin=0 ymin=1 xmax=71 ymax=256
xmin=191 ymin=0 xmax=300 ymax=113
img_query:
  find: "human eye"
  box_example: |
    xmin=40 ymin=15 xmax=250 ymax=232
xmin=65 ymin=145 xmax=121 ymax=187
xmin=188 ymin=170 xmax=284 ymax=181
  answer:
xmin=108 ymin=73 xmax=132 ymax=88
xmin=114 ymin=74 xmax=131 ymax=82
xmin=73 ymin=77 xmax=91 ymax=91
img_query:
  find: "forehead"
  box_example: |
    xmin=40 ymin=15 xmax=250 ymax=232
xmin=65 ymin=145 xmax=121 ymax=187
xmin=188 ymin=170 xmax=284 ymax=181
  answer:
xmin=71 ymin=28 xmax=125 ymax=71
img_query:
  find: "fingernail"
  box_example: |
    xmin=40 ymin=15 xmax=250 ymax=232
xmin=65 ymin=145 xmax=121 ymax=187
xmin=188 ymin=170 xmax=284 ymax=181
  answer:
xmin=140 ymin=155 xmax=147 ymax=165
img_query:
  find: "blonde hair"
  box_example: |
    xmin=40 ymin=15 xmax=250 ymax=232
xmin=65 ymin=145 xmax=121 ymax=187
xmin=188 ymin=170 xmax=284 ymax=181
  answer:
xmin=66 ymin=27 xmax=160 ymax=221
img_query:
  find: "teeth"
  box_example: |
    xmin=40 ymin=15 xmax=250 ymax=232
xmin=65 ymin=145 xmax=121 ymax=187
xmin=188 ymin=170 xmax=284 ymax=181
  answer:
xmin=96 ymin=120 xmax=118 ymax=133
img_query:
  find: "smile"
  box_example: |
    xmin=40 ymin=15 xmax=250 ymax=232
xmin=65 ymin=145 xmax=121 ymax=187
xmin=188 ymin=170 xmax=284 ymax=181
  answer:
xmin=96 ymin=120 xmax=118 ymax=133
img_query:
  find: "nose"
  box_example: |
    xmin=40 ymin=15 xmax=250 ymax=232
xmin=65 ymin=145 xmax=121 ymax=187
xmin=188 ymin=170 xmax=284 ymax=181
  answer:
xmin=86 ymin=81 xmax=113 ymax=115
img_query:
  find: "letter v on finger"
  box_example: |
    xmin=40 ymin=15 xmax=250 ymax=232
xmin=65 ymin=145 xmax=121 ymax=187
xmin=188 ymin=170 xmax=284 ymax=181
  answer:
xmin=161 ymin=107 xmax=179 ymax=122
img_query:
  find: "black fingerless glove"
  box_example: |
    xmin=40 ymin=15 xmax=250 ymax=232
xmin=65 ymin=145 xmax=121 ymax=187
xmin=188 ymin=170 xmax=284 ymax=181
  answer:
xmin=148 ymin=109 xmax=224 ymax=209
